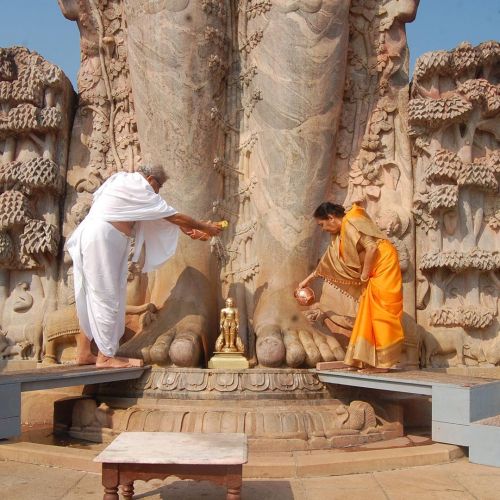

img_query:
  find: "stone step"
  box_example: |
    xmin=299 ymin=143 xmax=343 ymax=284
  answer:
xmin=0 ymin=440 xmax=463 ymax=478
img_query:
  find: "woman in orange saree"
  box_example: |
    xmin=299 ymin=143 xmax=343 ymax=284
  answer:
xmin=299 ymin=202 xmax=404 ymax=372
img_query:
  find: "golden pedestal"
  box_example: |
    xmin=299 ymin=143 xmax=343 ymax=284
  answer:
xmin=208 ymin=352 xmax=249 ymax=369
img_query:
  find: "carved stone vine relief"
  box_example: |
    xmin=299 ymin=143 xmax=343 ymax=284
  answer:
xmin=43 ymin=0 xmax=142 ymax=363
xmin=0 ymin=47 xmax=73 ymax=361
xmin=58 ymin=0 xmax=140 ymax=262
xmin=410 ymin=41 xmax=500 ymax=367
xmin=327 ymin=0 xmax=419 ymax=366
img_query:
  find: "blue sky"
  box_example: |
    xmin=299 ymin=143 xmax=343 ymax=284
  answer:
xmin=0 ymin=0 xmax=499 ymax=89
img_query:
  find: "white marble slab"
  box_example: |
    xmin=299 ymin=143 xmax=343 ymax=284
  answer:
xmin=94 ymin=432 xmax=248 ymax=465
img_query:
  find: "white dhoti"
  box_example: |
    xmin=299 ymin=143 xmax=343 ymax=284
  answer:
xmin=76 ymin=219 xmax=129 ymax=356
xmin=67 ymin=172 xmax=179 ymax=357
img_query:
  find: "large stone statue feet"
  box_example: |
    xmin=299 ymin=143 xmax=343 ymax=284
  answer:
xmin=139 ymin=315 xmax=204 ymax=368
xmin=254 ymin=290 xmax=345 ymax=368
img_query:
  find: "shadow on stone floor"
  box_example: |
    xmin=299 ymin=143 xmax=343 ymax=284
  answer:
xmin=133 ymin=479 xmax=296 ymax=500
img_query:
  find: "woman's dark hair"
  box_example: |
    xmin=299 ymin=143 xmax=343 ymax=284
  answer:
xmin=313 ymin=202 xmax=345 ymax=220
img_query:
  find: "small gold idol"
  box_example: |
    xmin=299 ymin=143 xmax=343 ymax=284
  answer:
xmin=215 ymin=297 xmax=244 ymax=353
xmin=208 ymin=297 xmax=249 ymax=369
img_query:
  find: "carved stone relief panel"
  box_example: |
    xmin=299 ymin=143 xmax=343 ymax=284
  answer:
xmin=410 ymin=41 xmax=500 ymax=367
xmin=0 ymin=46 xmax=74 ymax=361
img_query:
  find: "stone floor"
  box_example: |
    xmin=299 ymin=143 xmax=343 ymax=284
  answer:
xmin=1 ymin=457 xmax=499 ymax=500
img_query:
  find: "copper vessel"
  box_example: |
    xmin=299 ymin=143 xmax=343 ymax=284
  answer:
xmin=293 ymin=286 xmax=315 ymax=306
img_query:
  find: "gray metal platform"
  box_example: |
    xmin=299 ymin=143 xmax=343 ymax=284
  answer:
xmin=317 ymin=369 xmax=500 ymax=467
xmin=0 ymin=365 xmax=148 ymax=440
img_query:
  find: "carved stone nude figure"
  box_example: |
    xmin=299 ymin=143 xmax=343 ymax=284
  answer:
xmin=116 ymin=0 xmax=352 ymax=367
xmin=59 ymin=1 xmax=418 ymax=368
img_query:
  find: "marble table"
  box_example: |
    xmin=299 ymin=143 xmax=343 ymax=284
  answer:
xmin=94 ymin=432 xmax=248 ymax=499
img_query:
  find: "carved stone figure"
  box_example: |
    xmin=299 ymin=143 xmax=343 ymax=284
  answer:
xmin=70 ymin=399 xmax=115 ymax=441
xmin=410 ymin=41 xmax=500 ymax=367
xmin=113 ymin=0 xmax=419 ymax=369
xmin=333 ymin=401 xmax=377 ymax=433
xmin=215 ymin=297 xmax=244 ymax=353
xmin=42 ymin=305 xmax=80 ymax=365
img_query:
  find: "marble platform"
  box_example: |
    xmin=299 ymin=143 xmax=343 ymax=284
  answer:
xmin=95 ymin=432 xmax=248 ymax=465
xmin=95 ymin=432 xmax=247 ymax=499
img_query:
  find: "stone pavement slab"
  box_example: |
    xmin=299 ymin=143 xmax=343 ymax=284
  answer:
xmin=2 ymin=457 xmax=500 ymax=500
xmin=374 ymin=467 xmax=476 ymax=500
xmin=300 ymin=476 xmax=387 ymax=500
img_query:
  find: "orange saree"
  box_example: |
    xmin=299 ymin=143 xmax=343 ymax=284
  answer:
xmin=315 ymin=205 xmax=404 ymax=368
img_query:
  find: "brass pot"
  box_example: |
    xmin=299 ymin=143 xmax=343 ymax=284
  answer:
xmin=293 ymin=286 xmax=315 ymax=306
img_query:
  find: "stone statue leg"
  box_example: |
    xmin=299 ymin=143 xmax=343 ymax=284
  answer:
xmin=241 ymin=1 xmax=351 ymax=366
xmin=123 ymin=1 xmax=228 ymax=366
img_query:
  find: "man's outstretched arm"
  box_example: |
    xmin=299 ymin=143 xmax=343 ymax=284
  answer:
xmin=165 ymin=213 xmax=221 ymax=237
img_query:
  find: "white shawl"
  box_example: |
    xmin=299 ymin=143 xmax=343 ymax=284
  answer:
xmin=69 ymin=172 xmax=179 ymax=273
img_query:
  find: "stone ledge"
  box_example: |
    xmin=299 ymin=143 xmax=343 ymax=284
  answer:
xmin=0 ymin=441 xmax=464 ymax=478
xmin=0 ymin=442 xmax=101 ymax=473
xmin=294 ymin=443 xmax=464 ymax=478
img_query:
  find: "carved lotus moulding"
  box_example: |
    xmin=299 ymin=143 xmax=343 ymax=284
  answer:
xmin=97 ymin=368 xmax=327 ymax=399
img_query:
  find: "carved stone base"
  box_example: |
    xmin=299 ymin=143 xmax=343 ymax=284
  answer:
xmin=208 ymin=352 xmax=249 ymax=369
xmin=62 ymin=368 xmax=404 ymax=452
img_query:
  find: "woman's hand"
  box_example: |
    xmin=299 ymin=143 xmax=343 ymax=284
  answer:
xmin=298 ymin=278 xmax=311 ymax=288
xmin=298 ymin=272 xmax=315 ymax=289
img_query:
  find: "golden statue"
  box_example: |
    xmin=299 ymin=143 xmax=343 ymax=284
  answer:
xmin=215 ymin=297 xmax=244 ymax=353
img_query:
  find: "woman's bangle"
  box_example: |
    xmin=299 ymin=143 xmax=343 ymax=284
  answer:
xmin=360 ymin=275 xmax=369 ymax=283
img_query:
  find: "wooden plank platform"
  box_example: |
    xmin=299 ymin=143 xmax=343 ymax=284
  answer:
xmin=0 ymin=365 xmax=148 ymax=441
xmin=316 ymin=368 xmax=500 ymax=467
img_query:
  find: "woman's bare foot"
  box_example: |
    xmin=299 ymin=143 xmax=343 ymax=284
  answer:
xmin=357 ymin=367 xmax=390 ymax=374
xmin=96 ymin=353 xmax=144 ymax=368
xmin=334 ymin=365 xmax=357 ymax=371
xmin=76 ymin=353 xmax=98 ymax=365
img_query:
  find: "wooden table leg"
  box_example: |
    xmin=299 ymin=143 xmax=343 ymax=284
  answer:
xmin=121 ymin=482 xmax=134 ymax=499
xmin=102 ymin=463 xmax=119 ymax=500
xmin=226 ymin=464 xmax=242 ymax=500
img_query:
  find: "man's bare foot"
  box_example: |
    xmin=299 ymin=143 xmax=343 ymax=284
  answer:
xmin=76 ymin=353 xmax=98 ymax=366
xmin=96 ymin=353 xmax=144 ymax=368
